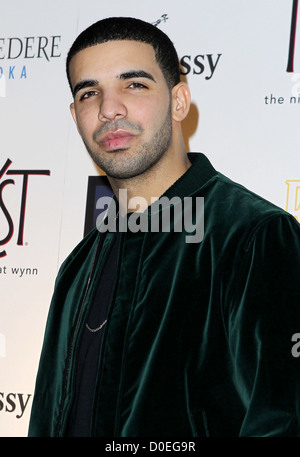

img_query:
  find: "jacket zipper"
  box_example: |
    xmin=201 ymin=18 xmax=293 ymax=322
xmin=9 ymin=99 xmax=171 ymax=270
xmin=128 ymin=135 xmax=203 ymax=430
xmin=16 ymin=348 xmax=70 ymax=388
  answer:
xmin=55 ymin=233 xmax=104 ymax=436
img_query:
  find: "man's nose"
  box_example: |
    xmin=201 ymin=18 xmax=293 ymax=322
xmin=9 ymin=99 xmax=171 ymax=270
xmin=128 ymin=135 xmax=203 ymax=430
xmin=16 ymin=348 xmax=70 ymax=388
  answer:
xmin=98 ymin=90 xmax=127 ymax=122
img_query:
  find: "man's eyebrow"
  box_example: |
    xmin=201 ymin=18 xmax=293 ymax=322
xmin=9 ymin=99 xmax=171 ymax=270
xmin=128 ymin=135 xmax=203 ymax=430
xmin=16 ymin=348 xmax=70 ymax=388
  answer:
xmin=72 ymin=71 xmax=156 ymax=97
xmin=118 ymin=70 xmax=156 ymax=82
xmin=72 ymin=79 xmax=99 ymax=97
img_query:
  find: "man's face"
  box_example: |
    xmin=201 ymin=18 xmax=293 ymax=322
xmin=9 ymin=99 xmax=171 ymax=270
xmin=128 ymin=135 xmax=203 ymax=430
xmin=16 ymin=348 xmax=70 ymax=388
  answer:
xmin=69 ymin=40 xmax=173 ymax=180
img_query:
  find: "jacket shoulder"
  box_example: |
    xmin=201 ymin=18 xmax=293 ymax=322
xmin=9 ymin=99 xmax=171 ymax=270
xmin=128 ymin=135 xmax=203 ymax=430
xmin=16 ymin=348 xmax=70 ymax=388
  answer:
xmin=198 ymin=172 xmax=300 ymax=252
xmin=207 ymin=172 xmax=293 ymax=223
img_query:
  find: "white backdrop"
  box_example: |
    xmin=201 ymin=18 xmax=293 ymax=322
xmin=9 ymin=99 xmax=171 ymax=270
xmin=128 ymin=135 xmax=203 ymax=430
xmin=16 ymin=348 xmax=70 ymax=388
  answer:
xmin=1 ymin=0 xmax=299 ymax=436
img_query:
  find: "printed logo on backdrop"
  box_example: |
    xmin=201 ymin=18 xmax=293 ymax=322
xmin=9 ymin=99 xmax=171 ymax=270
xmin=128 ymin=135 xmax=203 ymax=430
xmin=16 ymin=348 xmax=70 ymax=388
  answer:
xmin=264 ymin=0 xmax=299 ymax=106
xmin=0 ymin=334 xmax=32 ymax=420
xmin=262 ymin=1 xmax=299 ymax=215
xmin=0 ymin=159 xmax=50 ymax=258
xmin=0 ymin=34 xmax=61 ymax=96
xmin=151 ymin=13 xmax=169 ymax=27
xmin=180 ymin=54 xmax=222 ymax=80
xmin=0 ymin=392 xmax=31 ymax=420
xmin=287 ymin=0 xmax=299 ymax=73
xmin=286 ymin=180 xmax=300 ymax=221
xmin=152 ymin=13 xmax=222 ymax=80
xmin=0 ymin=334 xmax=32 ymax=421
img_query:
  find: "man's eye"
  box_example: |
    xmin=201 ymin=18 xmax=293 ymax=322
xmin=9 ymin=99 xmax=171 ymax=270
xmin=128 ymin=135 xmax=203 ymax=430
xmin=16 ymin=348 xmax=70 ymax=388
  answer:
xmin=80 ymin=90 xmax=98 ymax=100
xmin=128 ymin=82 xmax=147 ymax=89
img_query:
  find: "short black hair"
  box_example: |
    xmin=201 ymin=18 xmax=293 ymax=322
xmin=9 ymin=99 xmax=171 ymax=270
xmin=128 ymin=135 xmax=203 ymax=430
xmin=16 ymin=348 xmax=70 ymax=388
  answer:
xmin=66 ymin=16 xmax=181 ymax=93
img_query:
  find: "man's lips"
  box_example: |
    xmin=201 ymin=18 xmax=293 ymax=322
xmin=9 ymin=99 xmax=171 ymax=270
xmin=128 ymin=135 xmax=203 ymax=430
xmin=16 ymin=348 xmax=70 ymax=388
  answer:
xmin=99 ymin=129 xmax=136 ymax=151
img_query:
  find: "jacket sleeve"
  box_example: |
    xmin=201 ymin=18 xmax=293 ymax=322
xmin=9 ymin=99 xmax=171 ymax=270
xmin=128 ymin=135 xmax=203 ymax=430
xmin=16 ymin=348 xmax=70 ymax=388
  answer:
xmin=227 ymin=213 xmax=300 ymax=436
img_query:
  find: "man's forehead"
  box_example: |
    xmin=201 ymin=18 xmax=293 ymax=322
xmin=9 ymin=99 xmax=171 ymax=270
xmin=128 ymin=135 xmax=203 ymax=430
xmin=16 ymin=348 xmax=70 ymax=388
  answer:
xmin=69 ymin=40 xmax=161 ymax=87
xmin=71 ymin=40 xmax=157 ymax=69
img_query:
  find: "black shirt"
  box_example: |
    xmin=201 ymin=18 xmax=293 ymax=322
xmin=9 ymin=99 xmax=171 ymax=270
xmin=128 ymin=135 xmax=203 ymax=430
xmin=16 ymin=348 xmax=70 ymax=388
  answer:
xmin=66 ymin=231 xmax=120 ymax=436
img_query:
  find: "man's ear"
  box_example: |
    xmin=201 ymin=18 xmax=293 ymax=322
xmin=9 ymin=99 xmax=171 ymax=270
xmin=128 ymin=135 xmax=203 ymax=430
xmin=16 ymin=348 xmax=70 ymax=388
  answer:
xmin=171 ymin=82 xmax=191 ymax=122
xmin=70 ymin=102 xmax=82 ymax=135
xmin=70 ymin=102 xmax=77 ymax=125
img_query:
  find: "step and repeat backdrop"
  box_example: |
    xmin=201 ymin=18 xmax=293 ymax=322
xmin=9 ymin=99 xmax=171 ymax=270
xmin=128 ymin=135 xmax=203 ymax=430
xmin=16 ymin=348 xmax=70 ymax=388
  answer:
xmin=0 ymin=0 xmax=299 ymax=436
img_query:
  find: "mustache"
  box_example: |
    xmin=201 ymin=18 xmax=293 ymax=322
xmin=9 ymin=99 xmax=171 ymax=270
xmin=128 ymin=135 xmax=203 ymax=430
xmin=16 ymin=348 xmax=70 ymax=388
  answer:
xmin=93 ymin=120 xmax=143 ymax=141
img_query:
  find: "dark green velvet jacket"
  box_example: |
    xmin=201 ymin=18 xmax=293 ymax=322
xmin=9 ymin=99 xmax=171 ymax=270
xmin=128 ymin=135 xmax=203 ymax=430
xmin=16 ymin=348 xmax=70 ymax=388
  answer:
xmin=28 ymin=153 xmax=300 ymax=437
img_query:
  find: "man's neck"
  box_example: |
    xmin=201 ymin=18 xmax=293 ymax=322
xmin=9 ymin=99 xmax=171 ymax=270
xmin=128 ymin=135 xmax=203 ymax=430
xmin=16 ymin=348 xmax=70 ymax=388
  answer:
xmin=108 ymin=148 xmax=191 ymax=214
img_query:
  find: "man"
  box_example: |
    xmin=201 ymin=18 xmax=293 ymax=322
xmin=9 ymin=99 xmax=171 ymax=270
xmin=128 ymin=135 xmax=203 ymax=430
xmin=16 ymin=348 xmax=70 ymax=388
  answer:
xmin=28 ymin=17 xmax=300 ymax=437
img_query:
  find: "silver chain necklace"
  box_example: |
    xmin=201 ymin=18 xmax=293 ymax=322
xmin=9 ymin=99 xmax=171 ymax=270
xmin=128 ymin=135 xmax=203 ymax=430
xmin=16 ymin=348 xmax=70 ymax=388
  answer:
xmin=84 ymin=211 xmax=119 ymax=334
xmin=85 ymin=319 xmax=107 ymax=333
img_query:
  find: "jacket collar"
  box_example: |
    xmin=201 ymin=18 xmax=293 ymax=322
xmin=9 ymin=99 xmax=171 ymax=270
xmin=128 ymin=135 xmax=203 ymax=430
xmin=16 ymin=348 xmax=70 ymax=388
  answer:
xmin=161 ymin=152 xmax=218 ymax=201
xmin=102 ymin=153 xmax=218 ymax=225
